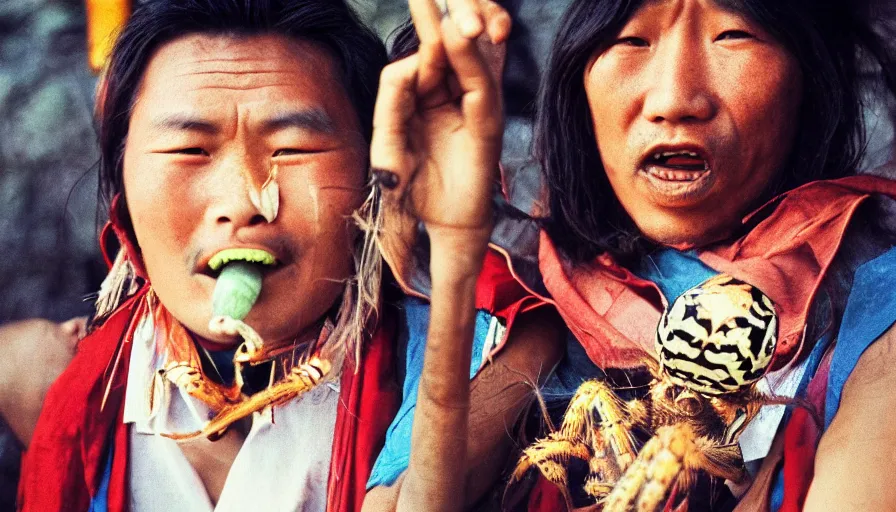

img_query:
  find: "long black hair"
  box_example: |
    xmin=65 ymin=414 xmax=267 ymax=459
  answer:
xmin=97 ymin=0 xmax=388 ymax=219
xmin=538 ymin=0 xmax=896 ymax=264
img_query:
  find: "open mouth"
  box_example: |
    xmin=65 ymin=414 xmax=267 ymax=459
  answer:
xmin=207 ymin=248 xmax=279 ymax=275
xmin=644 ymin=150 xmax=709 ymax=180
xmin=639 ymin=148 xmax=715 ymax=202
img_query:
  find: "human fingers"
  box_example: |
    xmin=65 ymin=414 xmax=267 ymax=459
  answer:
xmin=410 ymin=0 xmax=448 ymax=95
xmin=445 ymin=0 xmax=511 ymax=43
xmin=445 ymin=0 xmax=485 ymax=39
xmin=481 ymin=1 xmax=512 ymax=44
xmin=443 ymin=0 xmax=510 ymax=87
xmin=370 ymin=55 xmax=420 ymax=199
xmin=410 ymin=0 xmax=444 ymax=44
xmin=440 ymin=15 xmax=502 ymax=139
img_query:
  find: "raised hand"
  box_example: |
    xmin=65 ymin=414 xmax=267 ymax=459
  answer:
xmin=364 ymin=2 xmax=511 ymax=511
xmin=371 ymin=0 xmax=510 ymax=273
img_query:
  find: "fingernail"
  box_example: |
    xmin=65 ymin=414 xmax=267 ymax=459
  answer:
xmin=371 ymin=168 xmax=400 ymax=190
xmin=460 ymin=16 xmax=483 ymax=38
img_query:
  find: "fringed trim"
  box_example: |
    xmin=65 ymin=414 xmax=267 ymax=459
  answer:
xmin=93 ymin=248 xmax=140 ymax=329
xmin=342 ymin=184 xmax=385 ymax=371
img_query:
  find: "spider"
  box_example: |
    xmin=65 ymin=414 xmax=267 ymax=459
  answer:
xmin=512 ymin=274 xmax=779 ymax=511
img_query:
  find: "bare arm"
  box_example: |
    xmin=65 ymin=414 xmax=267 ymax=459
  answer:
xmin=364 ymin=307 xmax=565 ymax=510
xmin=363 ymin=0 xmax=526 ymax=509
xmin=804 ymin=323 xmax=896 ymax=510
xmin=0 ymin=317 xmax=84 ymax=446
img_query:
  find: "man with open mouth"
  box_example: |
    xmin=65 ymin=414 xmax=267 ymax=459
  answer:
xmin=483 ymin=0 xmax=896 ymax=510
xmin=16 ymin=1 xmax=563 ymax=511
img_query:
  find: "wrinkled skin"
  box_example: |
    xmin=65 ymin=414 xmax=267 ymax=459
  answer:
xmin=584 ymin=0 xmax=802 ymax=247
xmin=123 ymin=34 xmax=367 ymax=347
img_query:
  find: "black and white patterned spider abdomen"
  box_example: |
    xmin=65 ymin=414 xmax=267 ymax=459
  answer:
xmin=655 ymin=274 xmax=778 ymax=395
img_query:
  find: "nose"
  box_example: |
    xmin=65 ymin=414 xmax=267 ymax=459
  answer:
xmin=207 ymin=154 xmax=270 ymax=229
xmin=642 ymin=34 xmax=716 ymax=124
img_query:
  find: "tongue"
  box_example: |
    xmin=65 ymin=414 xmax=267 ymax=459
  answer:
xmin=662 ymin=156 xmax=705 ymax=170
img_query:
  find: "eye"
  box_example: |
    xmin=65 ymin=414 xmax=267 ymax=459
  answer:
xmin=715 ymin=30 xmax=754 ymax=41
xmin=614 ymin=36 xmax=649 ymax=48
xmin=272 ymin=148 xmax=309 ymax=157
xmin=172 ymin=147 xmax=208 ymax=156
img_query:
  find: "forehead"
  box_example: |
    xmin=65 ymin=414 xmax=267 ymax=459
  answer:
xmin=132 ymin=34 xmax=355 ymax=127
xmin=637 ymin=0 xmax=747 ymax=12
xmin=630 ymin=0 xmax=756 ymax=22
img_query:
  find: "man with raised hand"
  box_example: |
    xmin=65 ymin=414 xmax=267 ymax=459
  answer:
xmin=18 ymin=1 xmax=561 ymax=511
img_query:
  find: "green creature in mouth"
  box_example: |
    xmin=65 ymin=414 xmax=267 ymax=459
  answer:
xmin=209 ymin=249 xmax=277 ymax=321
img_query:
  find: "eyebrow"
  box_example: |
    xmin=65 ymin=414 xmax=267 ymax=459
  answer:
xmin=640 ymin=0 xmax=748 ymax=15
xmin=151 ymin=114 xmax=219 ymax=134
xmin=261 ymin=108 xmax=336 ymax=135
xmin=709 ymin=0 xmax=750 ymax=16
xmin=150 ymin=108 xmax=337 ymax=136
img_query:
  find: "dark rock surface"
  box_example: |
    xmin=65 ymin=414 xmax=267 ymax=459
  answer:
xmin=0 ymin=0 xmax=101 ymax=507
xmin=0 ymin=0 xmax=104 ymax=326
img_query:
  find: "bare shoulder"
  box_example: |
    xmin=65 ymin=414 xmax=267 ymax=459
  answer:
xmin=804 ymin=322 xmax=896 ymax=510
xmin=0 ymin=317 xmax=84 ymax=446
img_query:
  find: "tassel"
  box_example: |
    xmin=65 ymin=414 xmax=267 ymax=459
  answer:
xmin=94 ymin=248 xmax=139 ymax=323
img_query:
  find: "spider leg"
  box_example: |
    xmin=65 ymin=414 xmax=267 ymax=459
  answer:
xmin=587 ymin=381 xmax=641 ymax=474
xmin=571 ymin=380 xmax=642 ymax=501
xmin=511 ymin=434 xmax=592 ymax=483
xmin=513 ymin=379 xmax=645 ymax=505
xmin=583 ymin=435 xmax=622 ymax=498
xmin=603 ymin=423 xmax=695 ymax=512
xmin=510 ymin=434 xmax=590 ymax=507
xmin=688 ymin=437 xmax=747 ymax=484
xmin=511 ymin=379 xmax=607 ymax=491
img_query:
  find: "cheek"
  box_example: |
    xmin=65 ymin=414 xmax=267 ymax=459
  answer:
xmin=585 ymin=62 xmax=619 ymax=145
xmin=584 ymin=57 xmax=639 ymax=182
xmin=279 ymin=160 xmax=364 ymax=263
xmin=722 ymin=51 xmax=803 ymax=165
xmin=299 ymin=187 xmax=360 ymax=265
xmin=122 ymin=154 xmax=196 ymax=252
xmin=122 ymin=153 xmax=211 ymax=289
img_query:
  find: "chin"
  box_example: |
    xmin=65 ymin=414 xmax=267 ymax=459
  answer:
xmin=182 ymin=317 xmax=239 ymax=346
xmin=637 ymin=215 xmax=734 ymax=250
xmin=201 ymin=332 xmax=242 ymax=346
xmin=245 ymin=307 xmax=322 ymax=344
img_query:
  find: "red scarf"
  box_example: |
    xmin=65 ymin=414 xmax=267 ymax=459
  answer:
xmin=525 ymin=175 xmax=896 ymax=511
xmin=17 ymin=286 xmax=400 ymax=512
xmin=540 ymin=175 xmax=896 ymax=371
xmin=18 ymin=249 xmax=536 ymax=511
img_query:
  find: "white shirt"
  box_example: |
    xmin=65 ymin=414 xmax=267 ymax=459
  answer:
xmin=123 ymin=314 xmax=340 ymax=512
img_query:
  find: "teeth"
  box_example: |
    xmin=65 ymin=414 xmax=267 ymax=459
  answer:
xmin=208 ymin=248 xmax=277 ymax=272
xmin=647 ymin=168 xmax=707 ymax=181
xmin=649 ymin=150 xmax=708 ymax=170
xmin=658 ymin=150 xmax=700 ymax=158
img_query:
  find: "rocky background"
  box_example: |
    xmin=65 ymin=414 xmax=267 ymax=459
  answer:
xmin=0 ymin=0 xmax=892 ymax=508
